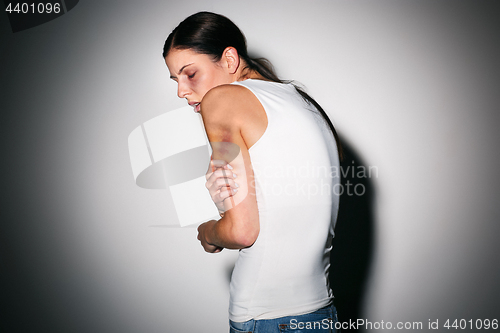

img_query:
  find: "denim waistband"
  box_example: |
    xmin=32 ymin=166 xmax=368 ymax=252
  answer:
xmin=229 ymin=303 xmax=338 ymax=333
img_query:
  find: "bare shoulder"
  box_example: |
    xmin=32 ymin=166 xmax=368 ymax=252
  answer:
xmin=201 ymin=84 xmax=260 ymax=122
xmin=201 ymin=83 xmax=267 ymax=149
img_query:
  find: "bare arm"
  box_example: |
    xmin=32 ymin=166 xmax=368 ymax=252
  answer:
xmin=197 ymin=85 xmax=260 ymax=251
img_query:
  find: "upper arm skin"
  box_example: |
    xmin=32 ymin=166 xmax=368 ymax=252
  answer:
xmin=200 ymin=84 xmax=260 ymax=249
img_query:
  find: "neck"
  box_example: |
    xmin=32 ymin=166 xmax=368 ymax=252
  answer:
xmin=237 ymin=69 xmax=267 ymax=82
xmin=235 ymin=60 xmax=266 ymax=82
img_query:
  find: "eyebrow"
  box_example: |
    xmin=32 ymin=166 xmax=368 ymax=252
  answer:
xmin=170 ymin=63 xmax=194 ymax=79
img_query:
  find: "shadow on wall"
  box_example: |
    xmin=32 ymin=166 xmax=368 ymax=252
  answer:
xmin=330 ymin=138 xmax=375 ymax=332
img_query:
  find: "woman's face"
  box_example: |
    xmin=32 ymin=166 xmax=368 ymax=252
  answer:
xmin=165 ymin=48 xmax=231 ymax=113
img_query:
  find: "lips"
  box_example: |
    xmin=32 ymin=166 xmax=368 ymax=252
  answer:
xmin=189 ymin=102 xmax=201 ymax=113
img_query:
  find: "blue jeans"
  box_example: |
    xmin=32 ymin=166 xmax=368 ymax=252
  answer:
xmin=229 ymin=303 xmax=339 ymax=333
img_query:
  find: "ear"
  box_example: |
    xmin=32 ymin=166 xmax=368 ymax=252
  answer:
xmin=222 ymin=47 xmax=240 ymax=74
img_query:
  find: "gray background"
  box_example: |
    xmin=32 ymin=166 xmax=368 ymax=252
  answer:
xmin=1 ymin=1 xmax=499 ymax=332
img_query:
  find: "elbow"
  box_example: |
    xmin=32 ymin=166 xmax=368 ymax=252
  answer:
xmin=239 ymin=231 xmax=259 ymax=248
xmin=231 ymin=223 xmax=259 ymax=248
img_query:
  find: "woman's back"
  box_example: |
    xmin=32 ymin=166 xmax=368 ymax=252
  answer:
xmin=228 ymin=79 xmax=340 ymax=321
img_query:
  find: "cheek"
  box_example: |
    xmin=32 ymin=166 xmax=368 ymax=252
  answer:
xmin=197 ymin=73 xmax=219 ymax=95
xmin=194 ymin=69 xmax=227 ymax=98
xmin=208 ymin=71 xmax=227 ymax=89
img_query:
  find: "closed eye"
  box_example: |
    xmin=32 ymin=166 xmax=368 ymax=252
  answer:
xmin=188 ymin=72 xmax=196 ymax=79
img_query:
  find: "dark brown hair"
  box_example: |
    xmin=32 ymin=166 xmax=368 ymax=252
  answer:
xmin=163 ymin=11 xmax=343 ymax=160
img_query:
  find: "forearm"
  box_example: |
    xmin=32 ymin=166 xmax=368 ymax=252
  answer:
xmin=204 ymin=213 xmax=257 ymax=250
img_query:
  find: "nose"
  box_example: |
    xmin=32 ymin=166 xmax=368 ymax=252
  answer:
xmin=177 ymin=81 xmax=190 ymax=99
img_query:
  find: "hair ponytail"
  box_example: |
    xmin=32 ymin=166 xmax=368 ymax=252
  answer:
xmin=164 ymin=12 xmax=343 ymax=160
xmin=244 ymin=56 xmax=344 ymax=160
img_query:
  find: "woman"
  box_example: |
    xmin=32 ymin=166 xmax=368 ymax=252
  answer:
xmin=164 ymin=11 xmax=342 ymax=333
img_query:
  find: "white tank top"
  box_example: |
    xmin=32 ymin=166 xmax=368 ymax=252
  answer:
xmin=228 ymin=79 xmax=340 ymax=322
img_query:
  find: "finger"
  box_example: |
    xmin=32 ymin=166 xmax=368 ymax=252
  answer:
xmin=205 ymin=166 xmax=223 ymax=181
xmin=212 ymin=168 xmax=235 ymax=179
xmin=209 ymin=161 xmax=234 ymax=176
xmin=218 ymin=187 xmax=238 ymax=201
xmin=205 ymin=244 xmax=218 ymax=253
xmin=206 ymin=169 xmax=236 ymax=189
xmin=214 ymin=178 xmax=238 ymax=190
xmin=211 ymin=159 xmax=234 ymax=170
xmin=210 ymin=159 xmax=228 ymax=169
xmin=208 ymin=183 xmax=238 ymax=204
